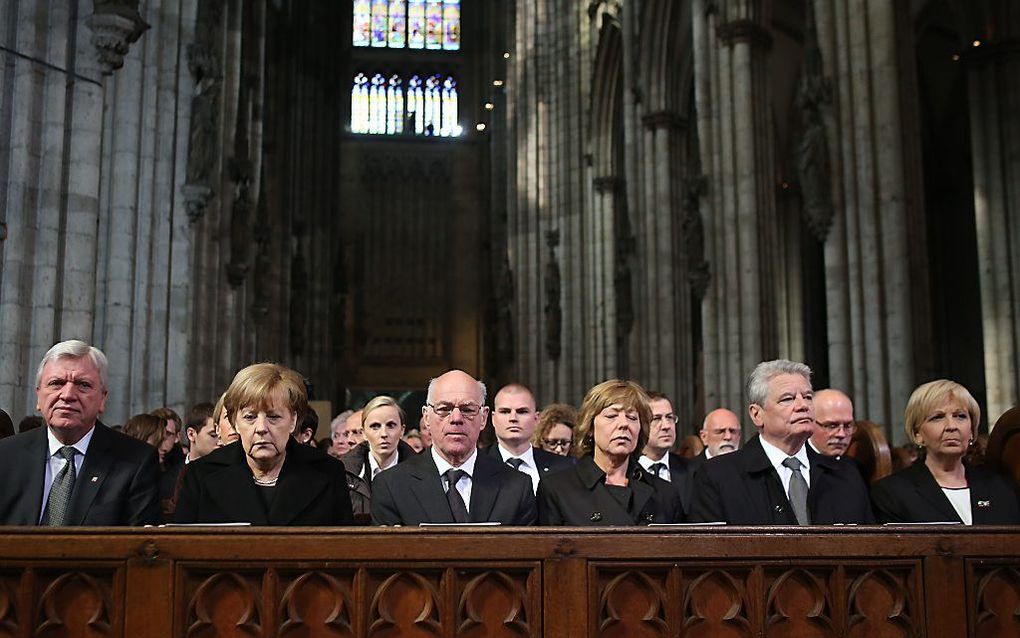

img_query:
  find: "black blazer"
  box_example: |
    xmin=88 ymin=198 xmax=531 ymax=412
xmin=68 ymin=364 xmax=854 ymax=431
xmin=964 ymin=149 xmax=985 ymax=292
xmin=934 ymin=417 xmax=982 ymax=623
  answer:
xmin=370 ymin=450 xmax=537 ymax=525
xmin=0 ymin=423 xmax=161 ymax=526
xmin=174 ymin=438 xmax=354 ymax=525
xmin=536 ymin=455 xmax=684 ymax=526
xmin=643 ymin=451 xmax=694 ymax=513
xmin=340 ymin=439 xmax=418 ymax=516
xmin=482 ymin=442 xmax=574 ymax=484
xmin=688 ymin=435 xmax=875 ymax=525
xmin=871 ymin=460 xmax=1020 ymax=525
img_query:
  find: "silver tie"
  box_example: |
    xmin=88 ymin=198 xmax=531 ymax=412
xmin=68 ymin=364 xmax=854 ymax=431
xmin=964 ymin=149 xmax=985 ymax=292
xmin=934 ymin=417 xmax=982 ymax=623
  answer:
xmin=42 ymin=446 xmax=78 ymax=526
xmin=782 ymin=456 xmax=810 ymax=525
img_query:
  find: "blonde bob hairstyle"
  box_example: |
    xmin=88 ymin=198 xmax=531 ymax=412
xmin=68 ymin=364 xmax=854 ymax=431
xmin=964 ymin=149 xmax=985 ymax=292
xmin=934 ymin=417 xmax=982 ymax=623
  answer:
xmin=573 ymin=379 xmax=652 ymax=458
xmin=903 ymin=379 xmax=980 ymax=444
xmin=362 ymin=395 xmax=406 ymax=427
xmin=223 ymin=363 xmax=308 ymax=426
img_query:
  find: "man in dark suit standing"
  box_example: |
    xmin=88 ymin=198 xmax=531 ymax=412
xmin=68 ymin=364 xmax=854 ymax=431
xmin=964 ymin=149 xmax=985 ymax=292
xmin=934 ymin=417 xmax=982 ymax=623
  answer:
xmin=688 ymin=359 xmax=873 ymax=525
xmin=637 ymin=391 xmax=692 ymax=513
xmin=484 ymin=383 xmax=572 ymax=493
xmin=0 ymin=340 xmax=161 ymax=526
xmin=372 ymin=370 xmax=536 ymax=525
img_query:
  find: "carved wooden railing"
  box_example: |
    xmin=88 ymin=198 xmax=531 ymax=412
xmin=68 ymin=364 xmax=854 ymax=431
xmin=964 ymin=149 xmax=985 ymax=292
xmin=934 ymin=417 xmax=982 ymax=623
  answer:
xmin=0 ymin=526 xmax=1017 ymax=637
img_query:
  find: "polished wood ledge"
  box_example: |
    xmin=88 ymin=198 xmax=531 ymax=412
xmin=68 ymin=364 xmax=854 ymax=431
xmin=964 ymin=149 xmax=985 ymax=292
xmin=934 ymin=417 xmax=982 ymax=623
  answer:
xmin=0 ymin=526 xmax=1017 ymax=637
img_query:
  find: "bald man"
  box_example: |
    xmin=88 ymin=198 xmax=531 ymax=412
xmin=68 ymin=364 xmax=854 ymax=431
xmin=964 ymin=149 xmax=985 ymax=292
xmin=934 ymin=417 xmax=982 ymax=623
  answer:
xmin=809 ymin=389 xmax=855 ymax=459
xmin=689 ymin=408 xmax=742 ymax=472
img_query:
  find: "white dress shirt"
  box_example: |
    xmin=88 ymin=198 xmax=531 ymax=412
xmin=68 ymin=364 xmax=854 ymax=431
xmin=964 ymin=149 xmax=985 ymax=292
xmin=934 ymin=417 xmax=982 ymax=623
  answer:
xmin=759 ymin=436 xmax=811 ymax=497
xmin=39 ymin=426 xmax=96 ymax=523
xmin=364 ymin=450 xmax=399 ymax=480
xmin=495 ymin=443 xmax=540 ymax=493
xmin=432 ymin=446 xmax=478 ymax=513
xmin=638 ymin=454 xmax=671 ymax=481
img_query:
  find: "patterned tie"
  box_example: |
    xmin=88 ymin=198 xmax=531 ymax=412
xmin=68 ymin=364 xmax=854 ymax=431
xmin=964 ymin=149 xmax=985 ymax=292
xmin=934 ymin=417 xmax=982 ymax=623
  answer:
xmin=444 ymin=468 xmax=470 ymax=523
xmin=648 ymin=462 xmax=667 ymax=480
xmin=42 ymin=446 xmax=78 ymax=526
xmin=506 ymin=457 xmax=525 ymax=472
xmin=782 ymin=456 xmax=810 ymax=525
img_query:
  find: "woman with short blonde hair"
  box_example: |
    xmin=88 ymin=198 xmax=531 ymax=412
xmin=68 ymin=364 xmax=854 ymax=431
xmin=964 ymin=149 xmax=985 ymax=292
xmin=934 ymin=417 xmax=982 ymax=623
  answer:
xmin=175 ymin=363 xmax=354 ymax=525
xmin=871 ymin=379 xmax=1018 ymax=525
xmin=536 ymin=380 xmax=681 ymax=526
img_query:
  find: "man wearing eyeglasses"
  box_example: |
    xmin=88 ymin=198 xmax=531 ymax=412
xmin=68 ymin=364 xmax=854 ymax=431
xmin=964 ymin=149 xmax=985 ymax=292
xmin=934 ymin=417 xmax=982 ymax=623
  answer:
xmin=370 ymin=370 xmax=537 ymax=526
xmin=484 ymin=384 xmax=572 ymax=494
xmin=809 ymin=389 xmax=855 ymax=459
xmin=637 ymin=392 xmax=692 ymax=512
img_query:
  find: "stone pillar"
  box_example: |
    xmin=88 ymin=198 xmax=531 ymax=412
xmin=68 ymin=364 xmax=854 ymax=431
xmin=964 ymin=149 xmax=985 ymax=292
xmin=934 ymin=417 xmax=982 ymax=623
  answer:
xmin=692 ymin=0 xmax=778 ymax=420
xmin=960 ymin=9 xmax=1020 ymax=423
xmin=813 ymin=0 xmax=919 ymax=438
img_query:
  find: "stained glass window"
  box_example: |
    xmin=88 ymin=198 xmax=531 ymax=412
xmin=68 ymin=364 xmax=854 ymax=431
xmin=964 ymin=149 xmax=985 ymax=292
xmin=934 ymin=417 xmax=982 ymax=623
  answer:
xmin=352 ymin=72 xmax=459 ymax=137
xmin=353 ymin=0 xmax=461 ymax=50
xmin=353 ymin=1 xmax=371 ymax=47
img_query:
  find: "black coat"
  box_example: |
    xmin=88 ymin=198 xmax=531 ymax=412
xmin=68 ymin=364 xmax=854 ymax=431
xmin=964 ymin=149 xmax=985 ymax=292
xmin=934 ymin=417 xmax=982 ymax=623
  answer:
xmin=536 ymin=455 xmax=684 ymax=526
xmin=0 ymin=423 xmax=161 ymax=526
xmin=174 ymin=438 xmax=354 ymax=525
xmin=340 ymin=439 xmax=418 ymax=516
xmin=688 ymin=435 xmax=875 ymax=525
xmin=643 ymin=451 xmax=694 ymax=514
xmin=370 ymin=450 xmax=537 ymax=526
xmin=482 ymin=442 xmax=574 ymax=487
xmin=870 ymin=460 xmax=1020 ymax=525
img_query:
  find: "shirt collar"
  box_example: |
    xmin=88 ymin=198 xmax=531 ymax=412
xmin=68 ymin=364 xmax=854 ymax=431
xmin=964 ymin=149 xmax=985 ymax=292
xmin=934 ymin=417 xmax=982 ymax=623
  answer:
xmin=431 ymin=446 xmax=478 ymax=477
xmin=47 ymin=424 xmax=96 ymax=458
xmin=496 ymin=442 xmax=535 ymax=468
xmin=638 ymin=453 xmax=669 ymax=471
xmin=759 ymin=434 xmax=810 ymax=473
xmin=368 ymin=450 xmax=400 ymax=476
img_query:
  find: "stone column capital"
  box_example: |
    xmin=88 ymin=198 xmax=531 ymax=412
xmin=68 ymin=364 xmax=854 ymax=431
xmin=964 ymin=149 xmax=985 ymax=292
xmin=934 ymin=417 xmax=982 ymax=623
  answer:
xmin=715 ymin=19 xmax=772 ymax=50
xmin=86 ymin=1 xmax=150 ymax=75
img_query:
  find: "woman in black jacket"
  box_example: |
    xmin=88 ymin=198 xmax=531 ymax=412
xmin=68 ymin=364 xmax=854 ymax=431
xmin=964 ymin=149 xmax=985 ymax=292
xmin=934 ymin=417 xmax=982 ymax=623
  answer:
xmin=537 ymin=379 xmax=683 ymax=526
xmin=871 ymin=379 xmax=1019 ymax=525
xmin=340 ymin=395 xmax=418 ymax=520
xmin=175 ymin=363 xmax=354 ymax=526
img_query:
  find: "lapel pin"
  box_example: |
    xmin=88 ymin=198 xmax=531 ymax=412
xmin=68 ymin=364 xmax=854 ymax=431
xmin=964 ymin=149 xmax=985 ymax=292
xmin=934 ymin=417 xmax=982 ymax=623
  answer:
xmin=977 ymin=500 xmax=991 ymax=508
xmin=91 ymin=476 xmax=99 ymax=483
xmin=590 ymin=512 xmax=602 ymax=522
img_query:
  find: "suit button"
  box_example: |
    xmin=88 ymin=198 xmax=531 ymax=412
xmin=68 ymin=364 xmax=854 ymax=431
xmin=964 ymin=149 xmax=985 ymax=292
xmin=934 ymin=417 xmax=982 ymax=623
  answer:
xmin=774 ymin=505 xmax=783 ymax=513
xmin=590 ymin=512 xmax=602 ymax=522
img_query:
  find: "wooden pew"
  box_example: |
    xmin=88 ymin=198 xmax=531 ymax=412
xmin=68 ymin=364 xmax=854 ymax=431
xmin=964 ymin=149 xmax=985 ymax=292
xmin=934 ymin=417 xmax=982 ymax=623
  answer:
xmin=987 ymin=405 xmax=1020 ymax=488
xmin=847 ymin=419 xmax=893 ymax=483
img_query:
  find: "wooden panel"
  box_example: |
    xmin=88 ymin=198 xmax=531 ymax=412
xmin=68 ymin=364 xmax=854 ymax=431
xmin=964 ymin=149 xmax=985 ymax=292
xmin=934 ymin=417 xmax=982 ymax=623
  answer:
xmin=844 ymin=564 xmax=920 ymax=638
xmin=967 ymin=560 xmax=1020 ymax=638
xmin=365 ymin=568 xmax=443 ymax=637
xmin=0 ymin=570 xmax=19 ymax=638
xmin=680 ymin=567 xmax=754 ymax=638
xmin=594 ymin=565 xmax=670 ymax=637
xmin=277 ymin=570 xmax=356 ymax=638
xmin=453 ymin=567 xmax=537 ymax=637
xmin=180 ymin=567 xmax=265 ymax=638
xmin=33 ymin=567 xmax=122 ymax=638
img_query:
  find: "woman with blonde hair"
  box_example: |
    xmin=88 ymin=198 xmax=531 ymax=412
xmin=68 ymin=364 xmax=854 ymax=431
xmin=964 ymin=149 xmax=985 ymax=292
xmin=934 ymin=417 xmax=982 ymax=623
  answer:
xmin=536 ymin=380 xmax=683 ymax=525
xmin=340 ymin=395 xmax=417 ymax=519
xmin=871 ymin=379 xmax=1019 ymax=524
xmin=174 ymin=363 xmax=354 ymax=525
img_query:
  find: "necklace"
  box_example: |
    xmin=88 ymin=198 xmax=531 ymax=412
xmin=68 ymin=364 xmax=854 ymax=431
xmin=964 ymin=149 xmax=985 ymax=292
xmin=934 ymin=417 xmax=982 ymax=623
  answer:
xmin=253 ymin=475 xmax=278 ymax=487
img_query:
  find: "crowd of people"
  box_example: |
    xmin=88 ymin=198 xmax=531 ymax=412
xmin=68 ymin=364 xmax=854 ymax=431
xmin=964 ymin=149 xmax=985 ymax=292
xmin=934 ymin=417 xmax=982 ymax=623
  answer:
xmin=0 ymin=339 xmax=1017 ymax=527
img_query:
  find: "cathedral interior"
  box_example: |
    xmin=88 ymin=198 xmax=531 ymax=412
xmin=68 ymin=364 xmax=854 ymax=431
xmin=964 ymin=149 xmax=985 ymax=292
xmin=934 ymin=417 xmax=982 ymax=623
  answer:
xmin=0 ymin=0 xmax=1017 ymax=445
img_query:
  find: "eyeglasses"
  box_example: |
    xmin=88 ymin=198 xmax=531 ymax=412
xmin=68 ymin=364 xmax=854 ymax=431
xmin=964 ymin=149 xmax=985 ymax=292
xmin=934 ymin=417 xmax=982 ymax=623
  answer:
xmin=427 ymin=402 xmax=482 ymax=419
xmin=650 ymin=413 xmax=677 ymax=424
xmin=817 ymin=421 xmax=856 ymax=433
xmin=543 ymin=438 xmax=572 ymax=450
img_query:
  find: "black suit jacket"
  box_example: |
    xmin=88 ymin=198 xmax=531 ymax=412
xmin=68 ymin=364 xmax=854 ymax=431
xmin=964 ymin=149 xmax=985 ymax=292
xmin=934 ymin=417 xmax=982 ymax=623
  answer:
xmin=340 ymin=439 xmax=418 ymax=516
xmin=642 ymin=452 xmax=694 ymax=513
xmin=0 ymin=423 xmax=161 ymax=526
xmin=483 ymin=442 xmax=573 ymax=486
xmin=537 ymin=455 xmax=684 ymax=526
xmin=174 ymin=438 xmax=354 ymax=525
xmin=370 ymin=450 xmax=537 ymax=525
xmin=688 ymin=435 xmax=875 ymax=525
xmin=871 ymin=460 xmax=1020 ymax=525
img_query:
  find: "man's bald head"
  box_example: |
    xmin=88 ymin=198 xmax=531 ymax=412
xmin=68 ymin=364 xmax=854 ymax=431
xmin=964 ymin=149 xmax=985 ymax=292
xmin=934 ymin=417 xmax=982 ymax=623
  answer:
xmin=700 ymin=408 xmax=741 ymax=457
xmin=811 ymin=389 xmax=855 ymax=457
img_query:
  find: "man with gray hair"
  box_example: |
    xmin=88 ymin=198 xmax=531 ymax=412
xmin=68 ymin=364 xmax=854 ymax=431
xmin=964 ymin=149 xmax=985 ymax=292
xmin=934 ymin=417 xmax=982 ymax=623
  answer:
xmin=688 ymin=359 xmax=873 ymax=525
xmin=0 ymin=340 xmax=161 ymax=525
xmin=371 ymin=369 xmax=536 ymax=525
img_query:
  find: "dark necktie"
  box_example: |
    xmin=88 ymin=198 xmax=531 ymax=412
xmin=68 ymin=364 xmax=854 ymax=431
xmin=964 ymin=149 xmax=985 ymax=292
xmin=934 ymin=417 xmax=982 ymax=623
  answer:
xmin=42 ymin=446 xmax=78 ymax=526
xmin=648 ymin=462 xmax=667 ymax=480
xmin=506 ymin=457 xmax=525 ymax=472
xmin=782 ymin=456 xmax=810 ymax=525
xmin=444 ymin=468 xmax=470 ymax=523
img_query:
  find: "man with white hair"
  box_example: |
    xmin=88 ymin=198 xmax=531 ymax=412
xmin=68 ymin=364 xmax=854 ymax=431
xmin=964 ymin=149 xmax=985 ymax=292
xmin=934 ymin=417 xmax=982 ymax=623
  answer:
xmin=688 ymin=359 xmax=873 ymax=525
xmin=0 ymin=340 xmax=161 ymax=526
xmin=371 ymin=369 xmax=536 ymax=525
